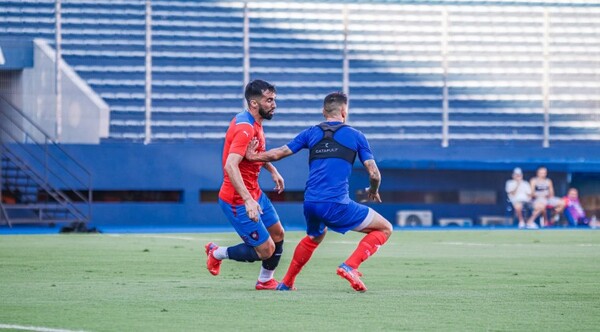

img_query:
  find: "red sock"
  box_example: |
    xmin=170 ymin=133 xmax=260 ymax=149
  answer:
xmin=344 ymin=231 xmax=388 ymax=269
xmin=281 ymin=236 xmax=319 ymax=287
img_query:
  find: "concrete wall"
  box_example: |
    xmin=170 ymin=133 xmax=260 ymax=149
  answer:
xmin=53 ymin=141 xmax=599 ymax=229
xmin=0 ymin=70 xmax=24 ymax=142
xmin=19 ymin=39 xmax=109 ymax=144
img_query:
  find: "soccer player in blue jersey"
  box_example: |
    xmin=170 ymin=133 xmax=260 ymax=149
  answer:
xmin=245 ymin=92 xmax=392 ymax=292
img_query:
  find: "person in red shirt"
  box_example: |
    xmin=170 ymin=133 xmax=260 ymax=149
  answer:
xmin=204 ymin=80 xmax=286 ymax=290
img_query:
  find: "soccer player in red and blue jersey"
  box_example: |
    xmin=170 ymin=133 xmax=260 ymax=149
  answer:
xmin=246 ymin=92 xmax=393 ymax=292
xmin=204 ymin=80 xmax=286 ymax=290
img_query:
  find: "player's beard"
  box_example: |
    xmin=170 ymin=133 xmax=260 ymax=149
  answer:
xmin=258 ymin=105 xmax=274 ymax=120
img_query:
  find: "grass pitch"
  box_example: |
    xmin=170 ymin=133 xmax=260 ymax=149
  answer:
xmin=1 ymin=230 xmax=599 ymax=331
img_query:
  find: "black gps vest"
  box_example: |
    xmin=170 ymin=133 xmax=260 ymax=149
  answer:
xmin=308 ymin=123 xmax=357 ymax=165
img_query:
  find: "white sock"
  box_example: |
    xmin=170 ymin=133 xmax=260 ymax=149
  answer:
xmin=213 ymin=247 xmax=228 ymax=260
xmin=257 ymin=266 xmax=275 ymax=282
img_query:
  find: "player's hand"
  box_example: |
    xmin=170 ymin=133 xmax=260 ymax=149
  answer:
xmin=244 ymin=198 xmax=263 ymax=222
xmin=271 ymin=171 xmax=285 ymax=194
xmin=367 ymin=187 xmax=382 ymax=203
xmin=245 ymin=138 xmax=260 ymax=161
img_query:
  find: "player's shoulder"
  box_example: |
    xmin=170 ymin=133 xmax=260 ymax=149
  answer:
xmin=338 ymin=124 xmax=366 ymax=139
xmin=341 ymin=124 xmax=362 ymax=134
xmin=233 ymin=110 xmax=255 ymax=127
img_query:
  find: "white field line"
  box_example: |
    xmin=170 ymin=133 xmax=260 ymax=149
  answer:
xmin=106 ymin=234 xmax=197 ymax=241
xmin=325 ymin=240 xmax=362 ymax=244
xmin=440 ymin=242 xmax=497 ymax=246
xmin=0 ymin=324 xmax=87 ymax=332
xmin=439 ymin=242 xmax=600 ymax=247
xmin=133 ymin=234 xmax=198 ymax=241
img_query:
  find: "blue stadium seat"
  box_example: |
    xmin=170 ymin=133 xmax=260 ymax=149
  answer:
xmin=1 ymin=0 xmax=598 ymax=143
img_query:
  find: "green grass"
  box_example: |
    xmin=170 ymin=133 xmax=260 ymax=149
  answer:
xmin=1 ymin=230 xmax=599 ymax=331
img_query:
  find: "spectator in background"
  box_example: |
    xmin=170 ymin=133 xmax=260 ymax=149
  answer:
xmin=505 ymin=167 xmax=532 ymax=229
xmin=527 ymin=166 xmax=564 ymax=228
xmin=561 ymin=188 xmax=593 ymax=227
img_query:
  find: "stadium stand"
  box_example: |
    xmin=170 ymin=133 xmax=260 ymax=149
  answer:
xmin=1 ymin=0 xmax=598 ymax=144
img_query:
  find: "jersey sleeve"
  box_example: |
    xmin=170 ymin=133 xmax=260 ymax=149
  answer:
xmin=356 ymin=131 xmax=374 ymax=163
xmin=286 ymin=127 xmax=311 ymax=153
xmin=228 ymin=123 xmax=255 ymax=156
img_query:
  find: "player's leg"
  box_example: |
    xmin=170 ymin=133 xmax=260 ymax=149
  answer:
xmin=205 ymin=199 xmax=273 ymax=276
xmin=278 ymin=234 xmax=326 ymax=291
xmin=277 ymin=232 xmax=325 ymax=290
xmin=255 ymin=193 xmax=285 ymax=289
xmin=324 ymin=201 xmax=392 ymax=291
xmin=278 ymin=202 xmax=327 ymax=290
xmin=341 ymin=207 xmax=392 ymax=271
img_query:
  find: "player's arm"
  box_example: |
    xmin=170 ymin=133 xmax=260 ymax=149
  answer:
xmin=250 ymin=142 xmax=292 ymax=194
xmin=224 ymin=124 xmax=263 ymax=221
xmin=364 ymin=159 xmax=382 ymax=203
xmin=356 ymin=132 xmax=381 ymax=203
xmin=262 ymin=162 xmax=285 ymax=194
xmin=548 ymin=179 xmax=555 ymax=197
xmin=224 ymin=153 xmax=252 ymax=201
xmin=245 ymin=138 xmax=294 ymax=162
xmin=224 ymin=153 xmax=262 ymax=221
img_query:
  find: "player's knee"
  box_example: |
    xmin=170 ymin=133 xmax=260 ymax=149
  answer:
xmin=267 ymin=223 xmax=285 ymax=242
xmin=371 ymin=213 xmax=393 ymax=238
xmin=271 ymin=228 xmax=284 ymax=243
xmin=255 ymin=240 xmax=275 ymax=260
xmin=381 ymin=222 xmax=393 ymax=239
xmin=309 ymin=230 xmax=326 ymax=244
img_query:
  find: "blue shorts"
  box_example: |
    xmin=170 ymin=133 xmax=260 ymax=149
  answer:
xmin=303 ymin=200 xmax=374 ymax=237
xmin=218 ymin=193 xmax=280 ymax=247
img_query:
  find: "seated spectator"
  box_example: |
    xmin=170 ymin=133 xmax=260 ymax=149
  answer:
xmin=562 ymin=188 xmax=592 ymax=227
xmin=1 ymin=189 xmax=18 ymax=204
xmin=526 ymin=166 xmax=564 ymax=228
xmin=505 ymin=167 xmax=531 ymax=229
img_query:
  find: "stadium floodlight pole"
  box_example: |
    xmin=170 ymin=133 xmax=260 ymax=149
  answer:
xmin=542 ymin=9 xmax=550 ymax=148
xmin=55 ymin=0 xmax=62 ymax=143
xmin=342 ymin=5 xmax=349 ymax=100
xmin=144 ymin=0 xmax=152 ymax=145
xmin=243 ymin=2 xmax=250 ymax=109
xmin=441 ymin=7 xmax=449 ymax=148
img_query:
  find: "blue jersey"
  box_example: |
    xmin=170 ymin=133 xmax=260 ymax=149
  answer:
xmin=286 ymin=121 xmax=374 ymax=204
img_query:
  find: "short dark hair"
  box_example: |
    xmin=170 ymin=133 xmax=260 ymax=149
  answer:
xmin=245 ymin=80 xmax=276 ymax=104
xmin=323 ymin=92 xmax=347 ymax=114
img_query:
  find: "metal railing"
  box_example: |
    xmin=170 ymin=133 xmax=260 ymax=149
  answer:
xmin=0 ymin=96 xmax=92 ymax=226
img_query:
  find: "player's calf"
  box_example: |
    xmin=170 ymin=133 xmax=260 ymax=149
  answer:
xmin=261 ymin=240 xmax=283 ymax=270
